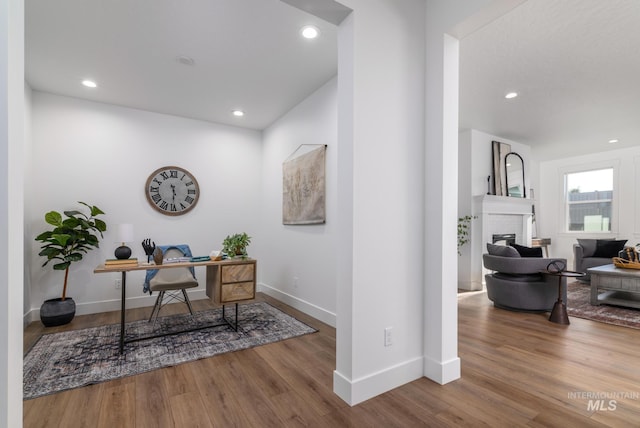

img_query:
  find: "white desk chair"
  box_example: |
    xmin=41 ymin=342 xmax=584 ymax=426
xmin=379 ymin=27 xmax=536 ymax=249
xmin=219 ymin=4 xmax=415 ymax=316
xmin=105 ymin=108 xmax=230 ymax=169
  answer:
xmin=148 ymin=247 xmax=198 ymax=322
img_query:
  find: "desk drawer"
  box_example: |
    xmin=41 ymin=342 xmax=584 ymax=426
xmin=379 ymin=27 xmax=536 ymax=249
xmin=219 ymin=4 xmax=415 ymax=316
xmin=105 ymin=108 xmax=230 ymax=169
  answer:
xmin=220 ymin=281 xmax=255 ymax=302
xmin=222 ymin=264 xmax=254 ymax=283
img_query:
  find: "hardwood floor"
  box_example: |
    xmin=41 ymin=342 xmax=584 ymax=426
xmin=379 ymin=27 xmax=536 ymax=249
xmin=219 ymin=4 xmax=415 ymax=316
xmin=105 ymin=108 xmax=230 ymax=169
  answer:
xmin=24 ymin=290 xmax=640 ymax=427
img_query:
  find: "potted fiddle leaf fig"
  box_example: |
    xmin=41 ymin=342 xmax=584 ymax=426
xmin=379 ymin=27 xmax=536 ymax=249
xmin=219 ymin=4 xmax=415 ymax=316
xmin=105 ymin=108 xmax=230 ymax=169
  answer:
xmin=35 ymin=202 xmax=107 ymax=326
xmin=222 ymin=232 xmax=252 ymax=258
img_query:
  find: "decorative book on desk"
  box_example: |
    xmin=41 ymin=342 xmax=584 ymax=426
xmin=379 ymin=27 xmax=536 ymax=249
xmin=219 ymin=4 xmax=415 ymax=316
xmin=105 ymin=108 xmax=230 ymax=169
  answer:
xmin=104 ymin=258 xmax=138 ymax=266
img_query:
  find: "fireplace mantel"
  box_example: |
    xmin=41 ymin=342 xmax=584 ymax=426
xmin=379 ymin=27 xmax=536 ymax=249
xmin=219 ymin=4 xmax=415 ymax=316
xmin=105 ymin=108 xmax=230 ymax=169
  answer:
xmin=475 ymin=195 xmax=533 ymax=215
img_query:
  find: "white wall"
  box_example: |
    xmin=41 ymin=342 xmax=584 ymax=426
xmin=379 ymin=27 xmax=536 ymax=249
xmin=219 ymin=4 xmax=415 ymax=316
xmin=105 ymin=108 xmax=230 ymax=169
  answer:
xmin=27 ymin=92 xmax=263 ymax=319
xmin=259 ymin=77 xmax=338 ymax=326
xmin=538 ymin=145 xmax=640 ymax=267
xmin=24 ymin=82 xmax=33 ymax=321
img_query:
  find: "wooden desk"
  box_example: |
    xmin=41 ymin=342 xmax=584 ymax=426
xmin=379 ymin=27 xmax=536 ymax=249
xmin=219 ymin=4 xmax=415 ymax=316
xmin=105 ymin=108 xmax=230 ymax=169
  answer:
xmin=94 ymin=258 xmax=257 ymax=353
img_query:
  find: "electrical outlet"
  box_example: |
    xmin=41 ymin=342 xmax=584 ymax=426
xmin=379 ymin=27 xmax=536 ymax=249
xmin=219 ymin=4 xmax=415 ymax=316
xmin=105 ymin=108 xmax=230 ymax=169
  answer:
xmin=384 ymin=327 xmax=393 ymax=347
xmin=293 ymin=276 xmax=299 ymax=288
xmin=115 ymin=279 xmax=122 ymax=290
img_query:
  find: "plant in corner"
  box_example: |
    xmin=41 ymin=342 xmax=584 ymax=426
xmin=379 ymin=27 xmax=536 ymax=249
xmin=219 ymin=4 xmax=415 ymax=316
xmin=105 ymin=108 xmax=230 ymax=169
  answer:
xmin=34 ymin=202 xmax=107 ymax=326
xmin=457 ymin=215 xmax=476 ymax=256
xmin=222 ymin=232 xmax=252 ymax=258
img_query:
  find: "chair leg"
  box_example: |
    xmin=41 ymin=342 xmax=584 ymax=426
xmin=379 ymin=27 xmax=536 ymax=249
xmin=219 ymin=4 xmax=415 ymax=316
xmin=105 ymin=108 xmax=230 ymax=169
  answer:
xmin=148 ymin=291 xmax=164 ymax=323
xmin=182 ymin=289 xmax=194 ymax=315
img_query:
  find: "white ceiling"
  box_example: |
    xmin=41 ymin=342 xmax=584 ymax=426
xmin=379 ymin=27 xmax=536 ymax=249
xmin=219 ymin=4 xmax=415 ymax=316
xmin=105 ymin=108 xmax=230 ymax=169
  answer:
xmin=26 ymin=0 xmax=640 ymax=160
xmin=460 ymin=0 xmax=640 ymax=161
xmin=25 ymin=0 xmax=338 ymax=130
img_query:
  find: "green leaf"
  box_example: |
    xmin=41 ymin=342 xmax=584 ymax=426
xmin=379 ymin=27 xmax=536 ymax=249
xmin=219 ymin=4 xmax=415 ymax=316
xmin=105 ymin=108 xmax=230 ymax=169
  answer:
xmin=67 ymin=253 xmax=83 ymax=262
xmin=53 ymin=262 xmax=70 ymax=271
xmin=63 ymin=218 xmax=81 ymax=228
xmin=94 ymin=219 xmax=107 ymax=232
xmin=52 ymin=234 xmax=70 ymax=247
xmin=35 ymin=231 xmax=53 ymax=241
xmin=39 ymin=247 xmax=61 ymax=257
xmin=44 ymin=211 xmax=63 ymax=227
xmin=91 ymin=205 xmax=105 ymax=216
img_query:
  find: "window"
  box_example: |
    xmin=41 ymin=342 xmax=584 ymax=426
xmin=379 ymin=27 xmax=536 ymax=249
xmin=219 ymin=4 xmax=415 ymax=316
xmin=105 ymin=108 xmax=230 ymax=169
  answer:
xmin=564 ymin=168 xmax=614 ymax=232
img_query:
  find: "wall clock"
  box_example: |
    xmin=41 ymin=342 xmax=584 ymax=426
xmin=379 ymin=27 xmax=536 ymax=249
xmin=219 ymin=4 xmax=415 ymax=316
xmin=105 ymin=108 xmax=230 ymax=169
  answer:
xmin=145 ymin=166 xmax=200 ymax=216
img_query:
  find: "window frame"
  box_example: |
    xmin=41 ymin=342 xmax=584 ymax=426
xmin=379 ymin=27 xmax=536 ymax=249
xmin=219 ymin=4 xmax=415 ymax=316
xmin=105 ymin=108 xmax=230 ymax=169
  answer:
xmin=559 ymin=161 xmax=619 ymax=235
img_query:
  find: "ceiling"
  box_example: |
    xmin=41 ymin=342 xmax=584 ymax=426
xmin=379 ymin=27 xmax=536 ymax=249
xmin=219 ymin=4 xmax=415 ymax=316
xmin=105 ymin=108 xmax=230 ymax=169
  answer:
xmin=460 ymin=0 xmax=640 ymax=161
xmin=26 ymin=0 xmax=640 ymax=160
xmin=25 ymin=0 xmax=338 ymax=131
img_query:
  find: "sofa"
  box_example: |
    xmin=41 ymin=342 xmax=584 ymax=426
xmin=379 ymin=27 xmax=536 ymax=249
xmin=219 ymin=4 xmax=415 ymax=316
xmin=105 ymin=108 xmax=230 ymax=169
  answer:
xmin=573 ymin=238 xmax=627 ymax=282
xmin=483 ymin=243 xmax=567 ymax=312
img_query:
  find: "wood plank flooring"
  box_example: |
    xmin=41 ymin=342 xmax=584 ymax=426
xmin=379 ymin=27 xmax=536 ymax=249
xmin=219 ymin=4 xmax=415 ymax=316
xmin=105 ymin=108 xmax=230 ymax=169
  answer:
xmin=23 ymin=289 xmax=640 ymax=427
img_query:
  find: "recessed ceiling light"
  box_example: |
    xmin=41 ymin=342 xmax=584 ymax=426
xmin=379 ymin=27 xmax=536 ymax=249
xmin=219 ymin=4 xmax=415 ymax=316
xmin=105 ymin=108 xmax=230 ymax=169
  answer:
xmin=82 ymin=80 xmax=97 ymax=88
xmin=608 ymin=139 xmax=619 ymax=144
xmin=232 ymin=110 xmax=245 ymax=117
xmin=505 ymin=92 xmax=518 ymax=99
xmin=177 ymin=56 xmax=195 ymax=66
xmin=300 ymin=25 xmax=320 ymax=39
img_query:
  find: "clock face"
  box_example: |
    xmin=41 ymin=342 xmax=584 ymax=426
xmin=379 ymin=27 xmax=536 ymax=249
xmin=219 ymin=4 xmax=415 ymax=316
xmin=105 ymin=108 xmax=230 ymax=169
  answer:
xmin=145 ymin=166 xmax=200 ymax=216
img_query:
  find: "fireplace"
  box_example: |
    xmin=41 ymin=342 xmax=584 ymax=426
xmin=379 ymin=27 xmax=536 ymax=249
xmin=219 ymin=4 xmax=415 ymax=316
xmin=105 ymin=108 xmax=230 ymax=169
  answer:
xmin=492 ymin=233 xmax=516 ymax=246
xmin=460 ymin=195 xmax=534 ymax=291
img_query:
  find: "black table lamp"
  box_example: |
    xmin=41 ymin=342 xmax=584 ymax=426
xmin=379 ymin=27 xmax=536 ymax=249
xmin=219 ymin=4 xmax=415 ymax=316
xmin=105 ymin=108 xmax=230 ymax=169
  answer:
xmin=114 ymin=224 xmax=133 ymax=259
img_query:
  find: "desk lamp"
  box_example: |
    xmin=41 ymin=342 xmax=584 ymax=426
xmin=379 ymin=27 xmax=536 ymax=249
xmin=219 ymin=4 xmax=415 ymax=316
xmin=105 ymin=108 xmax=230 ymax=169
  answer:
xmin=114 ymin=224 xmax=134 ymax=259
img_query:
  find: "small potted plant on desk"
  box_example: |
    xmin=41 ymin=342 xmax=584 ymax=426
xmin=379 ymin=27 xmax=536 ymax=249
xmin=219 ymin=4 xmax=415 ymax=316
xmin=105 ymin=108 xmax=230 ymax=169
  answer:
xmin=34 ymin=202 xmax=107 ymax=326
xmin=222 ymin=232 xmax=252 ymax=258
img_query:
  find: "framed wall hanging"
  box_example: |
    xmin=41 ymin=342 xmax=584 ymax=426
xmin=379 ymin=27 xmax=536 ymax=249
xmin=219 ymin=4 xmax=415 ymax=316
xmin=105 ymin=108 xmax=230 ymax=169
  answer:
xmin=282 ymin=144 xmax=327 ymax=225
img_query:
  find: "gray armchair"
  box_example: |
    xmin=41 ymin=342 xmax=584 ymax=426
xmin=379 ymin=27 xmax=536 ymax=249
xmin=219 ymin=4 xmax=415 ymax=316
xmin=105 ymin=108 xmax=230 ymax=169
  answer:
xmin=573 ymin=239 xmax=627 ymax=282
xmin=483 ymin=254 xmax=567 ymax=312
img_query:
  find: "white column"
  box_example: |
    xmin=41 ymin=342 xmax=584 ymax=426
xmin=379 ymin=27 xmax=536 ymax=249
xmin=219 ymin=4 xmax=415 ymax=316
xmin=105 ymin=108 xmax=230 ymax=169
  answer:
xmin=423 ymin=0 xmax=525 ymax=384
xmin=0 ymin=0 xmax=24 ymax=425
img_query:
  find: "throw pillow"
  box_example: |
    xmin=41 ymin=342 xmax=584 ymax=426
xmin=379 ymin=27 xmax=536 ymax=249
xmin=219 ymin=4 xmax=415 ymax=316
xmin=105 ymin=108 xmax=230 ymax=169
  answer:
xmin=509 ymin=243 xmax=543 ymax=258
xmin=592 ymin=239 xmax=627 ymax=258
xmin=577 ymin=238 xmax=602 ymax=257
xmin=486 ymin=243 xmax=520 ymax=258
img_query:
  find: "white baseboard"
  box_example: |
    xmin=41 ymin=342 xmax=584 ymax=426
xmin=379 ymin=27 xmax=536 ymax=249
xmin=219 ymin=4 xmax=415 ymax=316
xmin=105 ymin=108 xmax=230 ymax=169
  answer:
xmin=457 ymin=280 xmax=483 ymax=291
xmin=24 ymin=285 xmax=335 ymax=333
xmin=423 ymin=355 xmax=461 ymax=385
xmin=257 ymin=282 xmax=336 ymax=327
xmin=333 ymin=356 xmax=424 ymax=406
xmin=24 ymin=289 xmax=209 ymax=326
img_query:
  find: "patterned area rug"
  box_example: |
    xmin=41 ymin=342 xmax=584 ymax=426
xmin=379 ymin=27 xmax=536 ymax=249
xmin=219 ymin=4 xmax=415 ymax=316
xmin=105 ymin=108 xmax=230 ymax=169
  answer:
xmin=23 ymin=302 xmax=316 ymax=400
xmin=567 ymin=282 xmax=640 ymax=329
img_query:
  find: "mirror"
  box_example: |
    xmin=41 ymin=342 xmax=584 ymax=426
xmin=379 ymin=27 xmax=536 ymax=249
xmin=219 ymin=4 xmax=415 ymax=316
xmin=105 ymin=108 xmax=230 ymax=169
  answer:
xmin=491 ymin=141 xmax=511 ymax=195
xmin=505 ymin=152 xmax=526 ymax=198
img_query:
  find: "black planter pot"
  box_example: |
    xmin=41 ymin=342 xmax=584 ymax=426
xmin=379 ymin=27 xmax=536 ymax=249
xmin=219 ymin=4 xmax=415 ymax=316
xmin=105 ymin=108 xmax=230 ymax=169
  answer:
xmin=40 ymin=297 xmax=76 ymax=327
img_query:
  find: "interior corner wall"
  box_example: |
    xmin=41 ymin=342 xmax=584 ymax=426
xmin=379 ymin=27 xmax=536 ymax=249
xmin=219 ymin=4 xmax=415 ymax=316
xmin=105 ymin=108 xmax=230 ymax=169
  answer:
xmin=23 ymin=82 xmax=33 ymax=324
xmin=27 ymin=92 xmax=263 ymax=319
xmin=259 ymin=77 xmax=338 ymax=327
xmin=457 ymin=130 xmax=474 ymax=288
